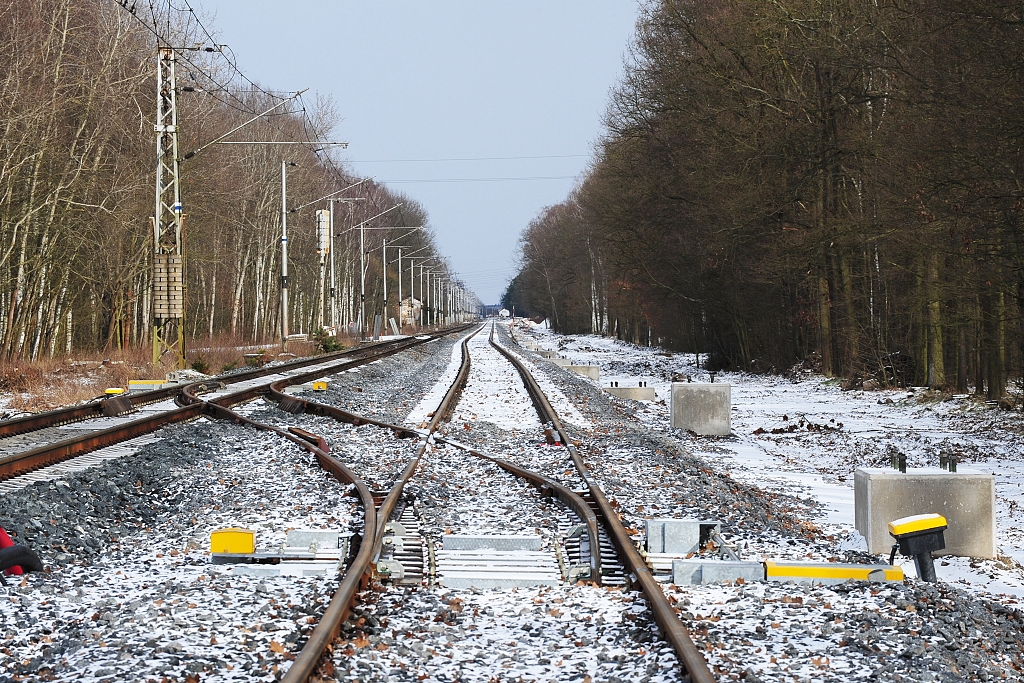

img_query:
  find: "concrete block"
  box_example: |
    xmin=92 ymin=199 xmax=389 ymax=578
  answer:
xmin=672 ymin=560 xmax=765 ymax=585
xmin=604 ymin=386 xmax=656 ymax=401
xmin=645 ymin=519 xmax=720 ymax=554
xmin=765 ymin=561 xmax=903 ymax=585
xmin=854 ymin=468 xmax=996 ymax=558
xmin=285 ymin=529 xmax=340 ymax=550
xmin=548 ymin=358 xmax=572 ymax=367
xmin=671 ymin=383 xmax=731 ymax=435
xmin=442 ymin=535 xmax=541 ymax=551
xmin=569 ymin=365 xmax=600 ymax=381
xmin=537 ymin=350 xmax=557 ymax=359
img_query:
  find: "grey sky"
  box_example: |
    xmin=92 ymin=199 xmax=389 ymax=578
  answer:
xmin=203 ymin=1 xmax=641 ymax=304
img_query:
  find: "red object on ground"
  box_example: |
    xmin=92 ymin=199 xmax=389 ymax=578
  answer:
xmin=0 ymin=527 xmax=23 ymax=575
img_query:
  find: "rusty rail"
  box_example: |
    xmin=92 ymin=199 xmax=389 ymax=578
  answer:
xmin=0 ymin=327 xmax=470 ymax=482
xmin=488 ymin=324 xmax=716 ymax=683
xmin=0 ymin=334 xmax=436 ymax=439
xmin=279 ymin=323 xmax=483 ymax=683
xmin=196 ymin=401 xmax=377 ymax=683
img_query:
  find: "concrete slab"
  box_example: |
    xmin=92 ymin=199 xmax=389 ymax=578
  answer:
xmin=537 ymin=350 xmax=557 ymax=359
xmin=437 ymin=545 xmax=559 ymax=589
xmin=548 ymin=358 xmax=572 ymax=367
xmin=765 ymin=560 xmax=903 ymax=585
xmin=440 ymin=573 xmax=561 ymax=589
xmin=285 ymin=530 xmax=340 ymax=550
xmin=854 ymin=467 xmax=996 ymax=558
xmin=569 ymin=365 xmax=600 ymax=381
xmin=228 ymin=559 xmax=341 ymax=578
xmin=442 ymin=535 xmax=542 ymax=551
xmin=604 ymin=386 xmax=656 ymax=401
xmin=645 ymin=519 xmax=720 ymax=554
xmin=671 ymin=383 xmax=731 ymax=435
xmin=672 ymin=560 xmax=765 ymax=585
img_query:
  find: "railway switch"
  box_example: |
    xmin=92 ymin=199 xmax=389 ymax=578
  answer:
xmin=888 ymin=513 xmax=947 ymax=582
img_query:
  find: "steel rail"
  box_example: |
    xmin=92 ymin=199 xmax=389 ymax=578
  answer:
xmin=280 ymin=323 xmax=483 ymax=683
xmin=0 ymin=335 xmax=431 ymax=438
xmin=258 ymin=355 xmax=603 ymax=582
xmin=446 ymin=441 xmax=603 ymax=582
xmin=0 ymin=328 xmax=470 ymax=481
xmin=370 ymin=324 xmax=481 ymax=553
xmin=194 ymin=401 xmax=377 ymax=683
xmin=489 ymin=324 xmax=716 ymax=683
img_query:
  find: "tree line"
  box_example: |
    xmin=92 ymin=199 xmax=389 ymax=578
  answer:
xmin=1 ymin=0 xmax=456 ymax=363
xmin=505 ymin=0 xmax=1023 ymax=398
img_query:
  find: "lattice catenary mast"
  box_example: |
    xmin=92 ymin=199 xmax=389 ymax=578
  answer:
xmin=152 ymin=46 xmax=185 ymax=368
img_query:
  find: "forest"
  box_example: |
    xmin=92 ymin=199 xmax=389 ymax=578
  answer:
xmin=0 ymin=0 xmax=455 ymax=365
xmin=504 ymin=0 xmax=1023 ymax=398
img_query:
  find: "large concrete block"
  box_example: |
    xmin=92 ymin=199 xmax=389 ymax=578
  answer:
xmin=671 ymin=383 xmax=731 ymax=435
xmin=854 ymin=468 xmax=996 ymax=558
xmin=604 ymin=386 xmax=656 ymax=401
xmin=645 ymin=519 xmax=720 ymax=554
xmin=569 ymin=365 xmax=600 ymax=381
xmin=548 ymin=357 xmax=572 ymax=367
xmin=672 ymin=560 xmax=765 ymax=585
xmin=537 ymin=350 xmax=557 ymax=359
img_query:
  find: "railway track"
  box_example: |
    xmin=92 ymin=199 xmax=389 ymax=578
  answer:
xmin=0 ymin=329 xmax=469 ymax=483
xmin=1 ymin=321 xmax=711 ymax=680
xmin=235 ymin=322 xmax=713 ymax=682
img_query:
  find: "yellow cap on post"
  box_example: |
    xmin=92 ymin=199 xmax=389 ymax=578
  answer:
xmin=888 ymin=513 xmax=947 ymax=537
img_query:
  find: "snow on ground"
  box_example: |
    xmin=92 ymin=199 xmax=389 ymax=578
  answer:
xmin=449 ymin=327 xmax=543 ymax=432
xmin=518 ymin=322 xmax=1024 ymax=600
xmin=0 ymin=423 xmax=355 ymax=682
xmin=405 ymin=328 xmax=480 ymax=427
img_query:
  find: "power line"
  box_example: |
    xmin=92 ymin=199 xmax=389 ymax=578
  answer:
xmin=346 ymin=154 xmax=589 ymax=163
xmin=377 ymin=176 xmax=577 ymax=183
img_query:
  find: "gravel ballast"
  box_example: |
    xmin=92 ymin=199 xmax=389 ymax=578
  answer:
xmin=1 ymin=420 xmax=358 ymax=682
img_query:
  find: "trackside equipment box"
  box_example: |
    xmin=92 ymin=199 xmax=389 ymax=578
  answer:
xmin=765 ymin=560 xmax=903 ymax=584
xmin=210 ymin=528 xmax=255 ymax=555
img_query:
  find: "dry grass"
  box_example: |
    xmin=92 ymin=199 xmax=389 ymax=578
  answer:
xmin=0 ymin=352 xmax=148 ymax=413
xmin=0 ymin=333 xmax=332 ymax=414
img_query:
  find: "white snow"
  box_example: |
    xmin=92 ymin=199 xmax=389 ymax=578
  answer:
xmin=517 ymin=326 xmax=1024 ymax=600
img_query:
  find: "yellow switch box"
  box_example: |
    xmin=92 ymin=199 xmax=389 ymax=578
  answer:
xmin=104 ymin=387 xmax=126 ymax=395
xmin=312 ymin=381 xmax=328 ymax=391
xmin=210 ymin=528 xmax=255 ymax=554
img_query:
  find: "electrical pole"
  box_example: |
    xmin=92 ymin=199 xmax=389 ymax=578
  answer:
xmin=280 ymin=160 xmax=293 ymax=349
xmin=328 ymin=202 xmax=337 ymax=332
xmin=152 ymin=47 xmax=186 ymax=369
xmin=316 ymin=208 xmax=330 ymax=332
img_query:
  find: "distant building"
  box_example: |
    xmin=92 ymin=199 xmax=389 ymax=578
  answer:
xmin=499 ymin=308 xmax=510 ymax=318
xmin=400 ymin=297 xmax=422 ymax=328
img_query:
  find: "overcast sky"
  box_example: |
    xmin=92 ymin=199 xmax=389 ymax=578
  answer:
xmin=202 ymin=1 xmax=641 ymax=304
